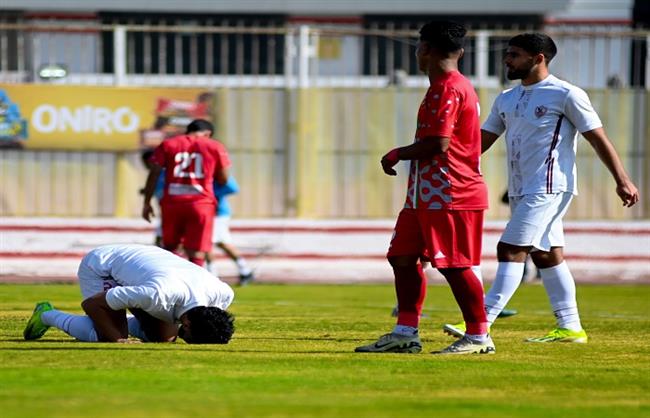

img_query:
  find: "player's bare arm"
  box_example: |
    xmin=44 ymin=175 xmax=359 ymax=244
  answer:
xmin=381 ymin=137 xmax=450 ymax=176
xmin=141 ymin=163 xmax=162 ymax=222
xmin=481 ymin=130 xmax=500 ymax=154
xmin=582 ymin=127 xmax=639 ymax=207
xmin=81 ymin=292 xmax=129 ymax=342
xmin=214 ymin=167 xmax=230 ymax=186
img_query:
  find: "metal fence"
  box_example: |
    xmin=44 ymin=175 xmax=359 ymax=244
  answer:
xmin=0 ymin=21 xmax=648 ymax=88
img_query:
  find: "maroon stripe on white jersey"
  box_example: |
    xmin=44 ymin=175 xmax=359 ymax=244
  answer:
xmin=545 ymin=115 xmax=564 ymax=193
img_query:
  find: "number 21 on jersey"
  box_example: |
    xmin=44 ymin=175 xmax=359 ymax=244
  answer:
xmin=173 ymin=152 xmax=204 ymax=179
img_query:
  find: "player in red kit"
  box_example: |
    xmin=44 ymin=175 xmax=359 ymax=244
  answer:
xmin=355 ymin=20 xmax=494 ymax=355
xmin=142 ymin=119 xmax=230 ymax=267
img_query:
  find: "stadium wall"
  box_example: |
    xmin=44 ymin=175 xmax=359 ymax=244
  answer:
xmin=0 ymin=87 xmax=647 ymax=219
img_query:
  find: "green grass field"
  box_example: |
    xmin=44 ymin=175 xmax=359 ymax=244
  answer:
xmin=1 ymin=283 xmax=649 ymax=418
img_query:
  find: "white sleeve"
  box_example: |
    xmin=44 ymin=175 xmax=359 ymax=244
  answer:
xmin=105 ymin=285 xmax=159 ymax=311
xmin=481 ymin=95 xmax=506 ymax=135
xmin=564 ymin=87 xmax=602 ymax=133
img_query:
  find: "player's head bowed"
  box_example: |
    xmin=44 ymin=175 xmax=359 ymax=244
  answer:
xmin=180 ymin=306 xmax=235 ymax=344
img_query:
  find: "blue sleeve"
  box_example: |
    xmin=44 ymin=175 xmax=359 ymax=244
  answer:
xmin=154 ymin=170 xmax=165 ymax=201
xmin=214 ymin=176 xmax=239 ymax=198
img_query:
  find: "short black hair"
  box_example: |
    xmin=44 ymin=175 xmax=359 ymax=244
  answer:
xmin=509 ymin=33 xmax=557 ymax=63
xmin=419 ymin=20 xmax=467 ymax=54
xmin=184 ymin=306 xmax=234 ymax=344
xmin=186 ymin=119 xmax=214 ymax=135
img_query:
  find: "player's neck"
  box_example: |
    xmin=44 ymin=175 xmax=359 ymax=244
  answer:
xmin=521 ymin=68 xmax=550 ymax=86
xmin=427 ymin=60 xmax=458 ymax=83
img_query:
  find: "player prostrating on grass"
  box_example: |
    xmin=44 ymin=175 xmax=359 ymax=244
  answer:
xmin=142 ymin=119 xmax=231 ymax=267
xmin=443 ymin=33 xmax=639 ymax=343
xmin=356 ymin=20 xmax=493 ymax=355
xmin=23 ymin=244 xmax=235 ymax=344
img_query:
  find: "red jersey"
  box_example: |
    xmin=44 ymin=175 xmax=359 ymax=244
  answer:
xmin=151 ymin=134 xmax=231 ymax=205
xmin=405 ymin=70 xmax=488 ymax=210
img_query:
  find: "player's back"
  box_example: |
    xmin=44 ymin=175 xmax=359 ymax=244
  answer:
xmin=153 ymin=134 xmax=230 ymax=205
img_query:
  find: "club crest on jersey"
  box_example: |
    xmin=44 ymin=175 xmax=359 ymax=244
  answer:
xmin=535 ymin=105 xmax=548 ymax=118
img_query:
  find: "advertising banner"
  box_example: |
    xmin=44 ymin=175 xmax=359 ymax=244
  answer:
xmin=0 ymin=84 xmax=214 ymax=151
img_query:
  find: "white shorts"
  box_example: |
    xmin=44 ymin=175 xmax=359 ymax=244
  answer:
xmin=77 ymin=261 xmax=119 ymax=300
xmin=501 ymin=192 xmax=573 ymax=252
xmin=212 ymin=215 xmax=232 ymax=244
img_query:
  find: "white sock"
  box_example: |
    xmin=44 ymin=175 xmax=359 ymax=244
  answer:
xmin=471 ymin=265 xmax=483 ymax=284
xmin=465 ymin=333 xmax=489 ymax=343
xmin=236 ymin=258 xmax=252 ymax=276
xmin=540 ymin=261 xmax=583 ymax=331
xmin=41 ymin=309 xmax=98 ymax=342
xmin=127 ymin=315 xmax=149 ymax=342
xmin=392 ymin=325 xmax=418 ymax=336
xmin=484 ymin=262 xmax=525 ymax=324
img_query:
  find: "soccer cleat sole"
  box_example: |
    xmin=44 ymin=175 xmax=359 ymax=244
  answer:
xmin=526 ymin=336 xmax=588 ymax=343
xmin=432 ymin=345 xmax=496 ymax=355
xmin=442 ymin=324 xmax=465 ymax=339
xmin=355 ymin=342 xmax=422 ymax=354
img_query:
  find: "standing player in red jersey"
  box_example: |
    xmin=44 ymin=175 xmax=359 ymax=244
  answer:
xmin=142 ymin=119 xmax=230 ymax=267
xmin=355 ymin=20 xmax=494 ymax=355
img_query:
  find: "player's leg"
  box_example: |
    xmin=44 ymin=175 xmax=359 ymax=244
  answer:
xmin=470 ymin=265 xmax=518 ymax=318
xmin=129 ymin=308 xmax=178 ymax=342
xmin=483 ymin=241 xmax=529 ymax=324
xmin=26 ymin=253 xmax=122 ymax=342
xmin=355 ymin=209 xmax=423 ymax=353
xmin=213 ymin=215 xmax=254 ymax=284
xmin=483 ymin=194 xmax=547 ymax=325
xmin=527 ymin=193 xmax=587 ymax=342
xmin=160 ymin=202 xmax=183 ymax=256
xmin=431 ymin=210 xmax=494 ymax=355
xmin=184 ymin=202 xmax=216 ymax=267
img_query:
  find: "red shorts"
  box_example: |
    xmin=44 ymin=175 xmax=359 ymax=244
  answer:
xmin=161 ymin=201 xmax=215 ymax=252
xmin=387 ymin=208 xmax=484 ymax=268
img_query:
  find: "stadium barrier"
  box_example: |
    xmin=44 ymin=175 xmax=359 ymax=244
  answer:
xmin=0 ymin=217 xmax=648 ymax=283
xmin=0 ymin=86 xmax=648 ymax=219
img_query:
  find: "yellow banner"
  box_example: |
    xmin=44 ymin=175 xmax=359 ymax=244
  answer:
xmin=0 ymin=84 xmax=214 ymax=151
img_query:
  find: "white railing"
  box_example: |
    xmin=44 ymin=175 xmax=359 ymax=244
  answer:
xmin=1 ymin=22 xmax=648 ymax=89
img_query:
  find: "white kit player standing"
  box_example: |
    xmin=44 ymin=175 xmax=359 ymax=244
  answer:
xmin=444 ymin=33 xmax=639 ymax=343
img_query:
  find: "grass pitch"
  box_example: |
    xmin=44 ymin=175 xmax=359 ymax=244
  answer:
xmin=1 ymin=283 xmax=649 ymax=418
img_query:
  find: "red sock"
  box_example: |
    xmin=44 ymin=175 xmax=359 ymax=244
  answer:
xmin=393 ymin=263 xmax=427 ymax=328
xmin=440 ymin=268 xmax=488 ymax=335
xmin=189 ymin=257 xmax=205 ymax=267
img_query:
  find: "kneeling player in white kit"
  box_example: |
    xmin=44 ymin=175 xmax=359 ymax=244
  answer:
xmin=23 ymin=244 xmax=235 ymax=344
xmin=443 ymin=33 xmax=639 ymax=343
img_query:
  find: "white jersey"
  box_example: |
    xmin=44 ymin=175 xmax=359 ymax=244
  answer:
xmin=482 ymin=74 xmax=602 ymax=196
xmin=79 ymin=244 xmax=234 ymax=324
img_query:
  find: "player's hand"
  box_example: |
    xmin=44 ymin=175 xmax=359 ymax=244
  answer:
xmin=381 ymin=148 xmax=400 ymax=176
xmin=616 ymin=179 xmax=639 ymax=207
xmin=142 ymin=202 xmax=155 ymax=222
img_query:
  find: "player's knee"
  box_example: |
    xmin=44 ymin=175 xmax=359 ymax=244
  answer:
xmin=387 ymin=255 xmax=419 ymax=267
xmin=496 ymin=241 xmax=528 ymax=262
xmin=531 ymin=249 xmax=563 ymax=268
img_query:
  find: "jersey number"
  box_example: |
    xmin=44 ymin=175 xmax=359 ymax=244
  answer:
xmin=173 ymin=152 xmax=204 ymax=179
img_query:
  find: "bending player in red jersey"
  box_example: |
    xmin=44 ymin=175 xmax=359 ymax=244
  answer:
xmin=142 ymin=119 xmax=231 ymax=267
xmin=355 ymin=20 xmax=494 ymax=355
